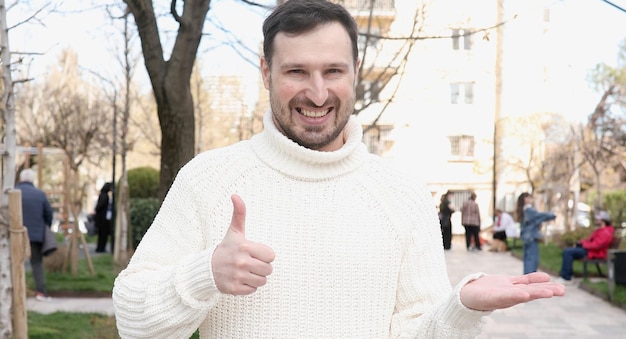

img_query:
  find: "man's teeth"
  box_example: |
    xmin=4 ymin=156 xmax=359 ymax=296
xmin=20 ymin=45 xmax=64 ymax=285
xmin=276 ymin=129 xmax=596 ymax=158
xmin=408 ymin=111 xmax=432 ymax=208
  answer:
xmin=300 ymin=109 xmax=328 ymax=118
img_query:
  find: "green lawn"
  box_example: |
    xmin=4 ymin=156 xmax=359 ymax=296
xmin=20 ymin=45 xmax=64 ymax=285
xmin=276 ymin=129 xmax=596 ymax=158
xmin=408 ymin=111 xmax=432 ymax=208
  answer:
xmin=27 ymin=312 xmax=117 ymax=339
xmin=27 ymin=311 xmax=199 ymax=339
xmin=24 ymin=251 xmax=200 ymax=338
xmin=27 ymin=252 xmax=118 ymax=294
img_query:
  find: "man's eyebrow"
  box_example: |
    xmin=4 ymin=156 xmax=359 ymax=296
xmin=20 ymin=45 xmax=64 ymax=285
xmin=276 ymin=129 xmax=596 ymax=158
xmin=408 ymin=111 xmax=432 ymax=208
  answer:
xmin=279 ymin=62 xmax=350 ymax=70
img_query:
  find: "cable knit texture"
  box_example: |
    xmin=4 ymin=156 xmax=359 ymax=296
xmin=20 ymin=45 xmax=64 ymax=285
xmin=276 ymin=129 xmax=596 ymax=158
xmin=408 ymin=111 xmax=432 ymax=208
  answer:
xmin=113 ymin=111 xmax=489 ymax=338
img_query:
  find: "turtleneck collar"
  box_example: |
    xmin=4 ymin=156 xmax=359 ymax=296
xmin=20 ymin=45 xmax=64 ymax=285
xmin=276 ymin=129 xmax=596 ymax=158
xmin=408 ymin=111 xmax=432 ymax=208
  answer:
xmin=250 ymin=110 xmax=370 ymax=180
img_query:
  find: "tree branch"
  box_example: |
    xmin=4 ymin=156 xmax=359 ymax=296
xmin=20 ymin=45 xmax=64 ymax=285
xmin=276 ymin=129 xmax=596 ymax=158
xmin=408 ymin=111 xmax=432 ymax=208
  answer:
xmin=170 ymin=0 xmax=181 ymax=23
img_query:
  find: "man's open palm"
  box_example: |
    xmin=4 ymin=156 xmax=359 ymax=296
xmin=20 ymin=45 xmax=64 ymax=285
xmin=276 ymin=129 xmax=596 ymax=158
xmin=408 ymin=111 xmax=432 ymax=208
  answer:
xmin=460 ymin=272 xmax=566 ymax=311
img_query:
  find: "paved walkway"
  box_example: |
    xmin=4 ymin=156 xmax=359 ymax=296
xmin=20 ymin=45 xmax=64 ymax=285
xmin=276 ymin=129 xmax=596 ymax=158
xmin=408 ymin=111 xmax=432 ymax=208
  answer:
xmin=26 ymin=239 xmax=626 ymax=337
xmin=446 ymin=239 xmax=626 ymax=338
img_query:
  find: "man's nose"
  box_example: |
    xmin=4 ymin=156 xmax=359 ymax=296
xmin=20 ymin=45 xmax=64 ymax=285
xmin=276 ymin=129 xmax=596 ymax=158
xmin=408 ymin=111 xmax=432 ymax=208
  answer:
xmin=305 ymin=73 xmax=329 ymax=106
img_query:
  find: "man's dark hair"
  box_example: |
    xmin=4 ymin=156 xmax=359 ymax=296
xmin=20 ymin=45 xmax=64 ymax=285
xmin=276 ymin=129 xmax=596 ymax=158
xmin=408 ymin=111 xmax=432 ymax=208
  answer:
xmin=262 ymin=0 xmax=359 ymax=68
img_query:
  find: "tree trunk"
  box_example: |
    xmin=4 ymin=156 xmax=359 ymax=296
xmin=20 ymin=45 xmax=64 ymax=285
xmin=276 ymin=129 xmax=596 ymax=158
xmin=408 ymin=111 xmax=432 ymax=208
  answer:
xmin=0 ymin=0 xmax=18 ymax=336
xmin=157 ymin=86 xmax=196 ymax=201
xmin=113 ymin=172 xmax=131 ymax=266
xmin=595 ymin=170 xmax=603 ymax=210
xmin=124 ymin=0 xmax=211 ymax=202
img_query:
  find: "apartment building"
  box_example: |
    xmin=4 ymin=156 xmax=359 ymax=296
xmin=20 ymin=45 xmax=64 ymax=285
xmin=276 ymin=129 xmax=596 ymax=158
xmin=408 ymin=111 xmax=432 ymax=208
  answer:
xmin=348 ymin=0 xmax=558 ymax=233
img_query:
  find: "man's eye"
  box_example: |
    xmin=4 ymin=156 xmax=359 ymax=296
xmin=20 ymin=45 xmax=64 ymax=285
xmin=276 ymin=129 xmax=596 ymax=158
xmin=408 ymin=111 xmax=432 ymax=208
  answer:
xmin=288 ymin=69 xmax=304 ymax=74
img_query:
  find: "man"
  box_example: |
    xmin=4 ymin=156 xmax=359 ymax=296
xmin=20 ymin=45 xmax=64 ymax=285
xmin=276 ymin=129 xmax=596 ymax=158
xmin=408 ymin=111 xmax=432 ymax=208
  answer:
xmin=16 ymin=168 xmax=54 ymax=301
xmin=439 ymin=191 xmax=454 ymax=250
xmin=113 ymin=1 xmax=564 ymax=337
xmin=461 ymin=192 xmax=482 ymax=251
xmin=557 ymin=210 xmax=615 ymax=284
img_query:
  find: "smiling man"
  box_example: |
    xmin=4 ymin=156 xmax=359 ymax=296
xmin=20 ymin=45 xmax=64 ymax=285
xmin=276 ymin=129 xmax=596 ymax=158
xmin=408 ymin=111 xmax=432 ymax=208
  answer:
xmin=113 ymin=1 xmax=565 ymax=338
xmin=262 ymin=18 xmax=357 ymax=152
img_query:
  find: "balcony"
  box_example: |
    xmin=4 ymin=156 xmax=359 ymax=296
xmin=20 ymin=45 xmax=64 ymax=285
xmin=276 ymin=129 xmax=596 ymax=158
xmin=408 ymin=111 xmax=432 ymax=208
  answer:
xmin=337 ymin=0 xmax=396 ymax=15
xmin=336 ymin=0 xmax=396 ymax=34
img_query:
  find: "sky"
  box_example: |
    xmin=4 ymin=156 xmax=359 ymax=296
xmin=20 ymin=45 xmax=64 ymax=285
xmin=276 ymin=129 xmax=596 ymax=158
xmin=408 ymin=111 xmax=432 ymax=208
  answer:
xmin=7 ymin=0 xmax=626 ymax=121
xmin=544 ymin=0 xmax=626 ymax=121
xmin=8 ymin=0 xmax=272 ymax=108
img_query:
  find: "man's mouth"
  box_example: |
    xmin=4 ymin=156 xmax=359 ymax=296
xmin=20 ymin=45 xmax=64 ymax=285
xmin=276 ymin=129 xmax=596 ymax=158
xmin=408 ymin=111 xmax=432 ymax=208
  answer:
xmin=296 ymin=108 xmax=331 ymax=118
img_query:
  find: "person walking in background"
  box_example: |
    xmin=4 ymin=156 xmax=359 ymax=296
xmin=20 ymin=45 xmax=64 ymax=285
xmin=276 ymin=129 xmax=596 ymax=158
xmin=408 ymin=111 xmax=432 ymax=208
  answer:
xmin=516 ymin=192 xmax=556 ymax=274
xmin=491 ymin=209 xmax=514 ymax=252
xmin=461 ymin=192 xmax=482 ymax=251
xmin=113 ymin=1 xmax=565 ymax=337
xmin=15 ymin=168 xmax=54 ymax=301
xmin=439 ymin=191 xmax=455 ymax=250
xmin=94 ymin=182 xmax=113 ymax=253
xmin=557 ymin=210 xmax=614 ymax=285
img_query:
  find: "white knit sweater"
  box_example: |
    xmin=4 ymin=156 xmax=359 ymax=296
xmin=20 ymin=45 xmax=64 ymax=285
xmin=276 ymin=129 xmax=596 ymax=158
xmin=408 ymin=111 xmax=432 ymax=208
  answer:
xmin=113 ymin=111 xmax=489 ymax=338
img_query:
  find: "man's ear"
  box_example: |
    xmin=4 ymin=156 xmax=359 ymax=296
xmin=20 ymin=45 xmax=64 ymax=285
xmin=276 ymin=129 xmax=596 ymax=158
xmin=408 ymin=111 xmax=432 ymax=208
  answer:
xmin=261 ymin=57 xmax=271 ymax=90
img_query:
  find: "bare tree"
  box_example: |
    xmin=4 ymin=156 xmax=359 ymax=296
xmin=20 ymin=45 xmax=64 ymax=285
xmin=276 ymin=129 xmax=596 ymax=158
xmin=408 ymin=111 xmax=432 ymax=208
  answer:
xmin=0 ymin=1 xmax=65 ymax=333
xmin=500 ymin=113 xmax=554 ymax=193
xmin=0 ymin=0 xmax=18 ymax=334
xmin=577 ymin=99 xmax=622 ymax=210
xmin=123 ymin=0 xmax=211 ymax=202
xmin=15 ymin=49 xmax=113 ymax=275
xmin=130 ymin=93 xmax=161 ymax=155
xmin=80 ymin=3 xmax=142 ymax=265
xmin=190 ymin=60 xmax=211 ymax=154
xmin=582 ymin=39 xmax=626 ymax=206
xmin=540 ymin=120 xmax=580 ymax=228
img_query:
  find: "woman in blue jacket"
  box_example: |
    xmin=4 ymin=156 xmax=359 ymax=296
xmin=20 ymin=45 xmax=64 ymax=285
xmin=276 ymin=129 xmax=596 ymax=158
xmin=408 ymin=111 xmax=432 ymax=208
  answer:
xmin=516 ymin=192 xmax=556 ymax=274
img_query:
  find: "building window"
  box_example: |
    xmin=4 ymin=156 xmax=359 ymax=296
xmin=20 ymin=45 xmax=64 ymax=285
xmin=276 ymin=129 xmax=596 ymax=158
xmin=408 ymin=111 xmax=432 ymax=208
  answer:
xmin=450 ymin=82 xmax=474 ymax=104
xmin=449 ymin=135 xmax=475 ymax=158
xmin=363 ymin=124 xmax=394 ymax=155
xmin=452 ymin=28 xmax=473 ymax=50
xmin=340 ymin=0 xmax=396 ymax=12
xmin=450 ymin=190 xmax=473 ymax=211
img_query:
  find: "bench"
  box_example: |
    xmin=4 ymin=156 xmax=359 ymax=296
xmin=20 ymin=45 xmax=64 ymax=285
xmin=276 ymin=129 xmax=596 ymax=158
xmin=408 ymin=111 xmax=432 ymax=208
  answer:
xmin=581 ymin=236 xmax=623 ymax=279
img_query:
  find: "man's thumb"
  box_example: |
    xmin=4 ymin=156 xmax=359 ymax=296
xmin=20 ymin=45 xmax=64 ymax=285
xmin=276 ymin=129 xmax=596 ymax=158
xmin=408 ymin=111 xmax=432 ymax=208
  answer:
xmin=229 ymin=194 xmax=246 ymax=235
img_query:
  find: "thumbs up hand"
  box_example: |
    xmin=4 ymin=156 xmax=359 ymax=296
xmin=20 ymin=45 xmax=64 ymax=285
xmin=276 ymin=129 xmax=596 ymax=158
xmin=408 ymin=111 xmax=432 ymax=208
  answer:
xmin=212 ymin=194 xmax=276 ymax=295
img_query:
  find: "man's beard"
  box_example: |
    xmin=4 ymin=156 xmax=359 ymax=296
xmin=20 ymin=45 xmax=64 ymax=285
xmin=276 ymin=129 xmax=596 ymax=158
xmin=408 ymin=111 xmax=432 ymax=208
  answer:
xmin=269 ymin=91 xmax=355 ymax=151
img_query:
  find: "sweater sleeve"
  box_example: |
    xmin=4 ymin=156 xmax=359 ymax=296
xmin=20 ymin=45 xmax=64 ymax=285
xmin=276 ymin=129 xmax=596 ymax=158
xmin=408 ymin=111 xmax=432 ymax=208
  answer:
xmin=113 ymin=170 xmax=223 ymax=338
xmin=390 ymin=184 xmax=488 ymax=338
xmin=527 ymin=210 xmax=556 ymax=225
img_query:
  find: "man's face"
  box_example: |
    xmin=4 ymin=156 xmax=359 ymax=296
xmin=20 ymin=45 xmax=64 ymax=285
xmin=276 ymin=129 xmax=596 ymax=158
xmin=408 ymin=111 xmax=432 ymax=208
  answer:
xmin=261 ymin=22 xmax=359 ymax=152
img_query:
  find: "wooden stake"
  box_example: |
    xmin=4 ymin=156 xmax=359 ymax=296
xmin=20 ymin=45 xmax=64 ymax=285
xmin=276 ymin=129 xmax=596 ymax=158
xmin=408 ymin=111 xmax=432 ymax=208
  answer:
xmin=8 ymin=190 xmax=28 ymax=338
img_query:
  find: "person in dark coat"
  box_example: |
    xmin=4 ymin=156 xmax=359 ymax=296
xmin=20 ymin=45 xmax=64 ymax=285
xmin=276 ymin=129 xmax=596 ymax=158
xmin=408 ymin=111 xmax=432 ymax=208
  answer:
xmin=16 ymin=168 xmax=53 ymax=301
xmin=94 ymin=182 xmax=113 ymax=253
xmin=439 ymin=191 xmax=455 ymax=250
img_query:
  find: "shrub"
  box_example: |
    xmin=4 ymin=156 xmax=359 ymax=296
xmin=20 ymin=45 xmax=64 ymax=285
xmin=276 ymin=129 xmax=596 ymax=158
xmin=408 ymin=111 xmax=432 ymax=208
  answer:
xmin=127 ymin=167 xmax=159 ymax=199
xmin=585 ymin=190 xmax=626 ymax=227
xmin=129 ymin=198 xmax=160 ymax=249
xmin=127 ymin=167 xmax=160 ymax=248
xmin=555 ymin=227 xmax=594 ymax=248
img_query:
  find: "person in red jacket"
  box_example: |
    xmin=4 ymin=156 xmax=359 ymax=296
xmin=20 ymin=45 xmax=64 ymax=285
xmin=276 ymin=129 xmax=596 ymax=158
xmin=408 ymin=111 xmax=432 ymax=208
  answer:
xmin=558 ymin=210 xmax=615 ymax=284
